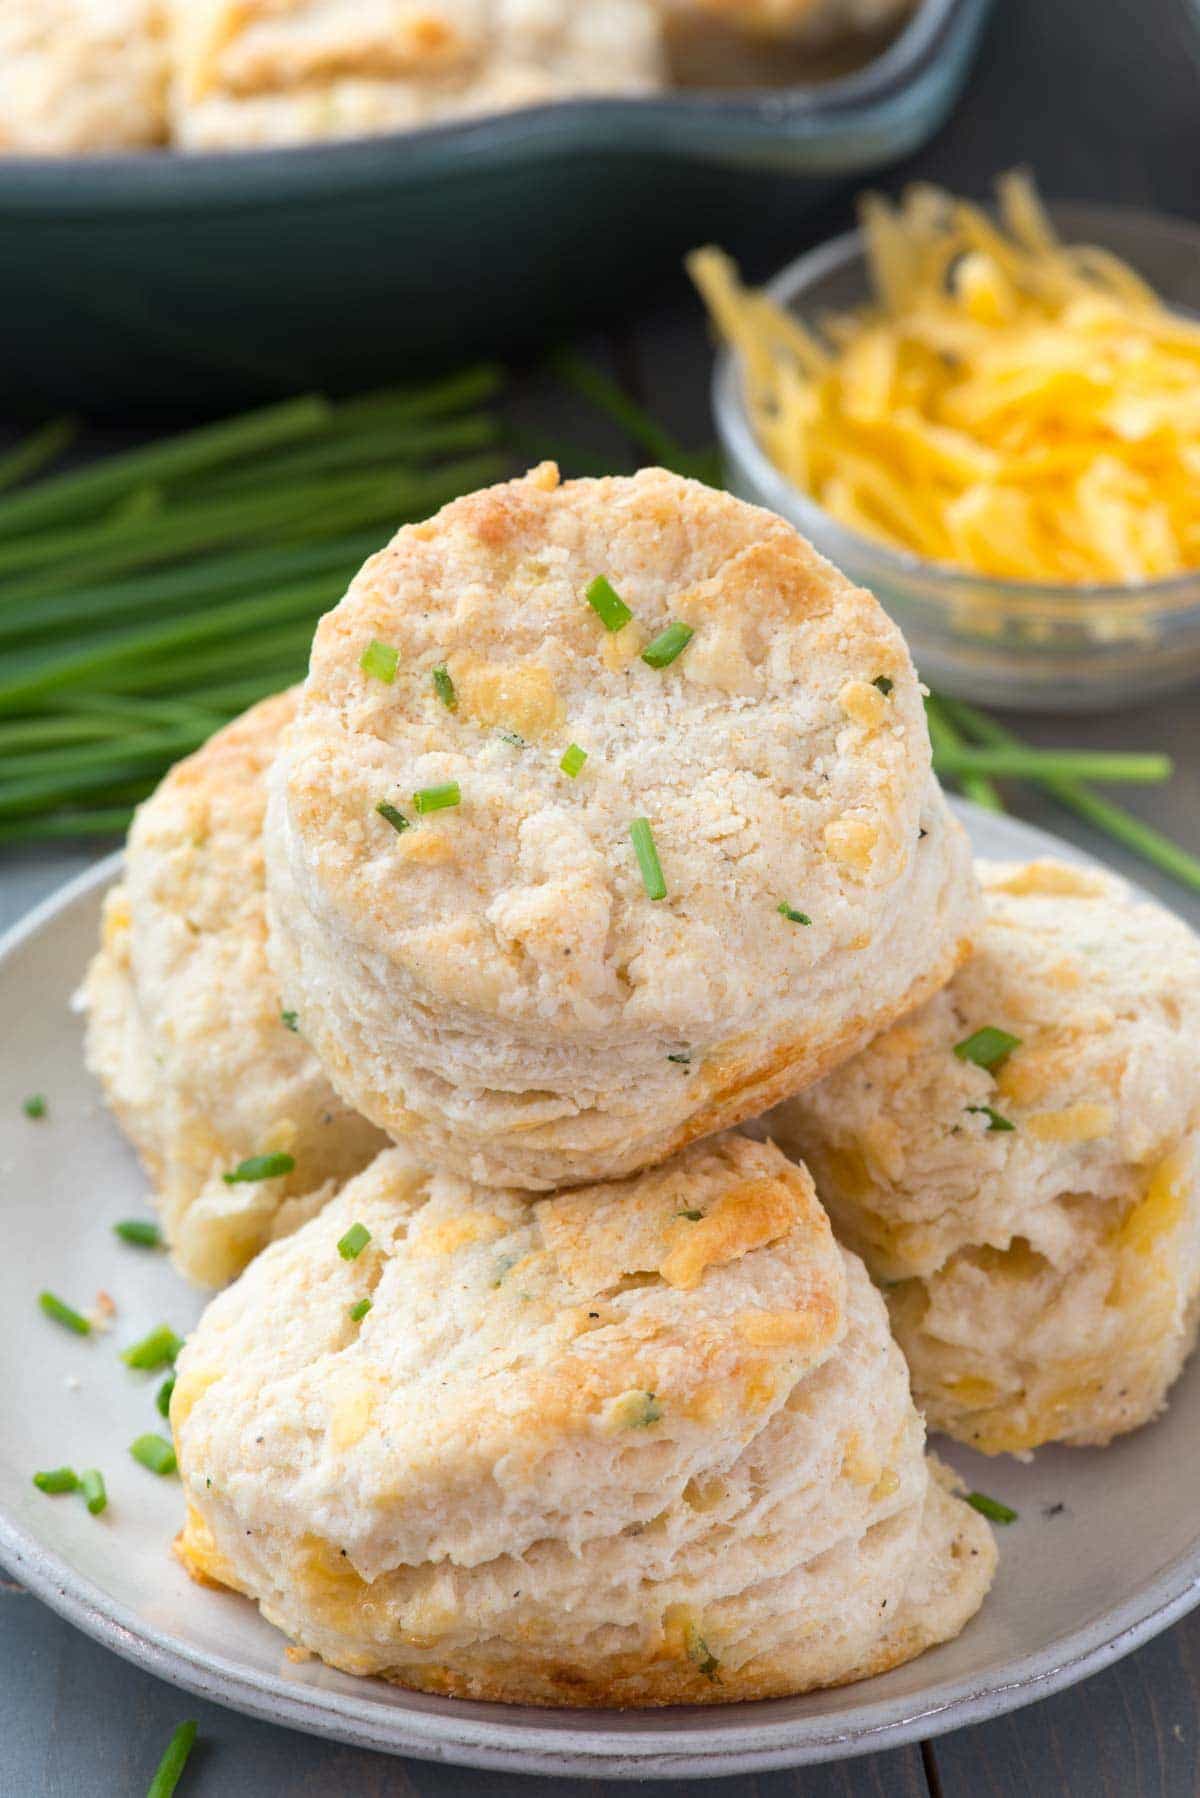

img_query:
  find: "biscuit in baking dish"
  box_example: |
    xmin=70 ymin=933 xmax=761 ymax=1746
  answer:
xmin=82 ymin=691 xmax=386 ymax=1287
xmin=765 ymin=859 xmax=1200 ymax=1454
xmin=169 ymin=0 xmax=665 ymax=151
xmin=174 ymin=1134 xmax=995 ymax=1703
xmin=265 ymin=462 xmax=979 ymax=1191
xmin=0 ymin=0 xmax=169 ymax=153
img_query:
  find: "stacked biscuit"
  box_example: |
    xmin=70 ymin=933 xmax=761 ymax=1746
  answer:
xmin=84 ymin=464 xmax=1200 ymax=1707
xmin=0 ymin=0 xmax=912 ymax=155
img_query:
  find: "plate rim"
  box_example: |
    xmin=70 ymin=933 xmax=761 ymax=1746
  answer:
xmin=2 ymin=812 xmax=1200 ymax=1778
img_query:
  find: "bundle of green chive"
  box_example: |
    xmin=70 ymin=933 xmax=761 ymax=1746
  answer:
xmin=0 ymin=367 xmax=508 ymax=845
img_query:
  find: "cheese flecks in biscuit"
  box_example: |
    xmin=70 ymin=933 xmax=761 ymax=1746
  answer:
xmin=169 ymin=0 xmax=665 ymax=150
xmin=766 ymin=859 xmax=1200 ymax=1454
xmin=0 ymin=0 xmax=169 ymax=153
xmin=82 ymin=692 xmax=386 ymax=1287
xmin=174 ymin=1136 xmax=994 ymax=1704
xmin=265 ymin=464 xmax=979 ymax=1190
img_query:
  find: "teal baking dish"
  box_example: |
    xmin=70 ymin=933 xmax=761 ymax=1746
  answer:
xmin=0 ymin=0 xmax=991 ymax=412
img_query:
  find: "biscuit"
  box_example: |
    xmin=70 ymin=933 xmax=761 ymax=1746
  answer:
xmin=0 ymin=0 xmax=168 ymax=153
xmin=174 ymin=1134 xmax=994 ymax=1703
xmin=82 ymin=692 xmax=386 ymax=1287
xmin=765 ymin=859 xmax=1200 ymax=1453
xmin=169 ymin=1 xmax=664 ymax=151
xmin=265 ymin=462 xmax=979 ymax=1191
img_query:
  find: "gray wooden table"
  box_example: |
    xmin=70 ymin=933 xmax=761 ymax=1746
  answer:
xmin=4 ymin=0 xmax=1200 ymax=1789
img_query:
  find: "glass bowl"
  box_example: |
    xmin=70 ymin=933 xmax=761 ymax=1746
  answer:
xmin=712 ymin=201 xmax=1200 ymax=711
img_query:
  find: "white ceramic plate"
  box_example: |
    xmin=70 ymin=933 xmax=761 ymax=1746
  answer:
xmin=1 ymin=805 xmax=1198 ymax=1781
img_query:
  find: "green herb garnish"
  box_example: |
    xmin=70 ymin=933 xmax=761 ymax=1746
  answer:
xmin=32 ymin=1467 xmax=78 ymax=1494
xmin=873 ymin=675 xmax=894 ymax=695
xmin=113 ymin=1219 xmax=162 ymax=1248
xmin=585 ymin=574 xmax=632 ymax=632
xmin=376 ymin=800 xmax=410 ymax=833
xmin=497 ymin=729 xmax=525 ymax=747
xmin=22 ymin=1093 xmax=46 ymax=1118
xmin=79 ymin=1468 xmax=107 ymax=1515
xmin=628 ymin=1392 xmax=663 ymax=1427
xmin=559 ymin=743 xmax=588 ymax=778
xmin=222 ymin=1151 xmax=295 ymax=1185
xmin=360 ymin=639 xmax=399 ymax=684
xmin=677 ymin=1209 xmax=703 ymax=1222
xmin=966 ymin=1490 xmax=1018 ymax=1524
xmin=348 ymin=1297 xmax=372 ymax=1322
xmin=130 ymin=1433 xmax=177 ymax=1477
xmin=685 ymin=1625 xmax=721 ymax=1682
xmin=640 ymin=622 xmax=694 ymax=669
xmin=146 ymin=1720 xmax=197 ymax=1798
xmin=630 ymin=817 xmax=666 ymax=901
xmin=966 ymin=1104 xmax=1015 ymax=1132
xmin=156 ymin=1374 xmax=176 ymax=1418
xmin=667 ymin=1052 xmax=691 ymax=1065
xmin=954 ymin=1026 xmax=1021 ymax=1070
xmin=777 ymin=902 xmax=812 ymax=925
xmin=413 ymin=782 xmax=460 ymax=814
xmin=338 ymin=1222 xmax=371 ymax=1261
xmin=280 ymin=1009 xmax=300 ymax=1032
xmin=432 ymin=663 xmax=457 ymax=710
xmin=38 ymin=1290 xmax=91 ymax=1336
xmin=122 ymin=1325 xmax=183 ymax=1371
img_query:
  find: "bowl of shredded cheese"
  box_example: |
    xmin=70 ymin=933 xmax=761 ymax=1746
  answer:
xmin=699 ymin=175 xmax=1200 ymax=709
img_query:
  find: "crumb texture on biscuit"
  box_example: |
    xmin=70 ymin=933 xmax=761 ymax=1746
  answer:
xmin=82 ymin=691 xmax=385 ymax=1287
xmin=169 ymin=0 xmax=664 ymax=150
xmin=0 ymin=0 xmax=169 ymax=152
xmin=266 ymin=464 xmax=979 ymax=1189
xmin=174 ymin=1135 xmax=993 ymax=1705
xmin=767 ymin=858 xmax=1200 ymax=1453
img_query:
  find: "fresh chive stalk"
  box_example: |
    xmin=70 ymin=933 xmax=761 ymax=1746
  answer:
xmin=413 ymin=782 xmax=460 ymax=814
xmin=585 ymin=575 xmax=633 ymax=632
xmin=361 ymin=639 xmax=399 ymax=683
xmin=778 ymin=902 xmax=811 ymax=925
xmin=559 ymin=743 xmax=588 ymax=778
xmin=932 ymin=746 xmax=1170 ymax=785
xmin=966 ymin=1104 xmax=1016 ymax=1132
xmin=130 ymin=1433 xmax=177 ymax=1476
xmin=146 ymin=1720 xmax=198 ymax=1798
xmin=114 ymin=1219 xmax=162 ymax=1247
xmin=338 ymin=1223 xmax=371 ymax=1261
xmin=157 ymin=1374 xmax=177 ymax=1419
xmin=432 ymin=663 xmax=457 ymax=709
xmin=966 ymin=1490 xmax=1018 ymax=1524
xmin=38 ymin=1290 xmax=91 ymax=1336
xmin=222 ymin=1152 xmax=295 ymax=1185
xmin=641 ymin=622 xmax=694 ymax=669
xmin=954 ymin=1027 xmax=1021 ymax=1069
xmin=630 ymin=818 xmax=667 ymax=901
xmin=22 ymin=1093 xmax=46 ymax=1118
xmin=376 ymin=800 xmax=410 ymax=834
xmin=122 ymin=1325 xmax=184 ymax=1371
xmin=349 ymin=1297 xmax=372 ymax=1322
xmin=33 ymin=1467 xmax=78 ymax=1494
xmin=78 ymin=1468 xmax=107 ymax=1515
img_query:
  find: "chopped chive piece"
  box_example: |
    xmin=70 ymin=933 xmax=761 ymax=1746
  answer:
xmin=640 ymin=622 xmax=694 ymax=669
xmin=38 ymin=1290 xmax=91 ymax=1336
xmin=33 ymin=1467 xmax=78 ymax=1494
xmin=79 ymin=1468 xmax=107 ymax=1515
xmin=677 ymin=1209 xmax=703 ymax=1222
xmin=338 ymin=1222 xmax=371 ymax=1261
xmin=130 ymin=1433 xmax=177 ymax=1476
xmin=376 ymin=799 xmax=410 ymax=834
xmin=432 ymin=663 xmax=457 ymax=710
xmin=222 ymin=1151 xmax=295 ymax=1185
xmin=966 ymin=1104 xmax=1015 ymax=1133
xmin=585 ymin=574 xmax=633 ymax=632
xmin=360 ymin=639 xmax=399 ymax=684
xmin=22 ymin=1093 xmax=46 ymax=1118
xmin=560 ymin=742 xmax=588 ymax=778
xmin=628 ymin=1391 xmax=663 ymax=1427
xmin=685 ymin=1625 xmax=721 ymax=1682
xmin=280 ymin=1009 xmax=299 ymax=1032
xmin=156 ymin=1373 xmax=176 ymax=1418
xmin=497 ymin=729 xmax=525 ymax=747
xmin=122 ymin=1324 xmax=184 ymax=1371
xmin=777 ymin=902 xmax=812 ymax=925
xmin=667 ymin=1051 xmax=691 ymax=1065
xmin=147 ymin=1720 xmax=197 ymax=1798
xmin=349 ymin=1297 xmax=372 ymax=1322
xmin=113 ymin=1218 xmax=162 ymax=1247
xmin=966 ymin=1490 xmax=1017 ymax=1524
xmin=413 ymin=782 xmax=460 ymax=814
xmin=873 ymin=675 xmax=894 ymax=695
xmin=630 ymin=817 xmax=666 ymax=901
xmin=954 ymin=1026 xmax=1021 ymax=1070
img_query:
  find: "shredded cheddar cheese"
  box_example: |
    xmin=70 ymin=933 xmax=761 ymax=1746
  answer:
xmin=690 ymin=172 xmax=1200 ymax=584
